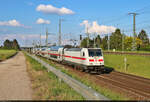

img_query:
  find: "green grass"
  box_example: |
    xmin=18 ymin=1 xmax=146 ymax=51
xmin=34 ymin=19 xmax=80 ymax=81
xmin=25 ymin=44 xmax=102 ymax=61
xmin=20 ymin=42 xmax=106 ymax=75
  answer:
xmin=104 ymin=54 xmax=150 ymax=79
xmin=0 ymin=49 xmax=17 ymax=61
xmin=24 ymin=53 xmax=84 ymax=100
xmin=37 ymin=55 xmax=129 ymax=100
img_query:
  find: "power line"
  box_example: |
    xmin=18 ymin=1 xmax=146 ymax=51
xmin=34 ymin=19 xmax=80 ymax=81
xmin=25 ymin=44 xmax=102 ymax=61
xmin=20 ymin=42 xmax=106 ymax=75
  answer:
xmin=134 ymin=4 xmax=150 ymax=13
xmin=100 ymin=14 xmax=128 ymax=25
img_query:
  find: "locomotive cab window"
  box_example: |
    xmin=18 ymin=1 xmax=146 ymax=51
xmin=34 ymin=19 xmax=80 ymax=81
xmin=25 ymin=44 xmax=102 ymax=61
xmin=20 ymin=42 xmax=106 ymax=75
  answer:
xmin=88 ymin=49 xmax=102 ymax=57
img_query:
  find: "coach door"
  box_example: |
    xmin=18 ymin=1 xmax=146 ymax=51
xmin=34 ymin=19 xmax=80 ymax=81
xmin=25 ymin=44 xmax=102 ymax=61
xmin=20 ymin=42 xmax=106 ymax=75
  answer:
xmin=81 ymin=51 xmax=85 ymax=65
xmin=58 ymin=49 xmax=63 ymax=61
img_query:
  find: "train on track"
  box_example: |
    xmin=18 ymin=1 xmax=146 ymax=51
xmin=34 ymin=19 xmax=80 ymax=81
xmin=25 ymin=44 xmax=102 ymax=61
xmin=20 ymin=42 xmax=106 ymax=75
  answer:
xmin=32 ymin=46 xmax=105 ymax=74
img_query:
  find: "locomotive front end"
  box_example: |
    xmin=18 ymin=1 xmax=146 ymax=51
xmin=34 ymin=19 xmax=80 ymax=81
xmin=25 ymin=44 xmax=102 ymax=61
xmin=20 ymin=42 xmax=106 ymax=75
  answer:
xmin=86 ymin=48 xmax=105 ymax=73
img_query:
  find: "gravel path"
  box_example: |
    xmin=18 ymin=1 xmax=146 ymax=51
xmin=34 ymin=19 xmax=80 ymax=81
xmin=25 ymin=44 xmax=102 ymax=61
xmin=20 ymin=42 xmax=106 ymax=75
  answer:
xmin=0 ymin=52 xmax=32 ymax=100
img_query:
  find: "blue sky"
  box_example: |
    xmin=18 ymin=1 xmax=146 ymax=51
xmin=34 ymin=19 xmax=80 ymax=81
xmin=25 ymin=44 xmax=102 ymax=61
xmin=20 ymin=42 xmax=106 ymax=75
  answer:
xmin=0 ymin=0 xmax=150 ymax=46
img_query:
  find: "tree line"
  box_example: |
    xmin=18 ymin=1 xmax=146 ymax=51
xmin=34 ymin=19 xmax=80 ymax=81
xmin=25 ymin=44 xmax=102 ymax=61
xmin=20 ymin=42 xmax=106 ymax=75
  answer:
xmin=80 ymin=29 xmax=150 ymax=51
xmin=0 ymin=39 xmax=20 ymax=50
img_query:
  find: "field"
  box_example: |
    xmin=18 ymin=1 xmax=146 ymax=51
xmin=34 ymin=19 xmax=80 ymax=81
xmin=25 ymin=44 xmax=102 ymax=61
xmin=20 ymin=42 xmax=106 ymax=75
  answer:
xmin=104 ymin=54 xmax=150 ymax=79
xmin=0 ymin=50 xmax=17 ymax=61
xmin=24 ymin=53 xmax=84 ymax=100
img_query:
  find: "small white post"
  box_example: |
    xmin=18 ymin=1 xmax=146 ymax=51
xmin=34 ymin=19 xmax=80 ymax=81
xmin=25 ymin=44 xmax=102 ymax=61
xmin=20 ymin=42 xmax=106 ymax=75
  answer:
xmin=124 ymin=57 xmax=127 ymax=72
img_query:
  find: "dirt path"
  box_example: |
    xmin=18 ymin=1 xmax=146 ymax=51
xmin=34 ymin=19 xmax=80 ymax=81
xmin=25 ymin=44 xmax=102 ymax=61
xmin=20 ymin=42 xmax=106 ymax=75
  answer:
xmin=0 ymin=52 xmax=32 ymax=100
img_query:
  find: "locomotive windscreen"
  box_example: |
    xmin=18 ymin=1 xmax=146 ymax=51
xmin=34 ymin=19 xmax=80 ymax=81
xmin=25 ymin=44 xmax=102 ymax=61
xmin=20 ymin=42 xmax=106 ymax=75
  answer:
xmin=88 ymin=49 xmax=102 ymax=57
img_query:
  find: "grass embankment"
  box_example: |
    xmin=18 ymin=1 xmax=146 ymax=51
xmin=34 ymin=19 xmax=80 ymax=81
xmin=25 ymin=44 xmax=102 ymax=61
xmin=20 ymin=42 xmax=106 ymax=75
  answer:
xmin=0 ymin=49 xmax=17 ymax=61
xmin=104 ymin=54 xmax=150 ymax=79
xmin=37 ymin=55 xmax=129 ymax=100
xmin=24 ymin=53 xmax=84 ymax=100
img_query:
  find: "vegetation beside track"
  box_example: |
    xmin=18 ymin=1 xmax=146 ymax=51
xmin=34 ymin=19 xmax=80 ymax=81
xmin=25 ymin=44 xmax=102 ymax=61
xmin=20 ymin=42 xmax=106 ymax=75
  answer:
xmin=0 ymin=49 xmax=17 ymax=61
xmin=24 ymin=53 xmax=84 ymax=100
xmin=104 ymin=54 xmax=150 ymax=79
xmin=37 ymin=55 xmax=129 ymax=100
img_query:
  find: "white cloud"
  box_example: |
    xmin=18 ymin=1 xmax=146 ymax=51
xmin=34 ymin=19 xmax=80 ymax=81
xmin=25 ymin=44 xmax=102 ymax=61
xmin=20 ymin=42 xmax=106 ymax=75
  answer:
xmin=80 ymin=20 xmax=116 ymax=34
xmin=36 ymin=4 xmax=75 ymax=15
xmin=0 ymin=19 xmax=31 ymax=28
xmin=0 ymin=19 xmax=23 ymax=27
xmin=36 ymin=18 xmax=50 ymax=24
xmin=80 ymin=20 xmax=90 ymax=29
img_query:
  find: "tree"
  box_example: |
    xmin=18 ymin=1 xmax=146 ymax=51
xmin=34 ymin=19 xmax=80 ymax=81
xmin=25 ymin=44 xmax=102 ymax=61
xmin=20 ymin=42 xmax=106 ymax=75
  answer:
xmin=124 ymin=37 xmax=133 ymax=50
xmin=3 ymin=39 xmax=12 ymax=49
xmin=110 ymin=29 xmax=122 ymax=50
xmin=136 ymin=37 xmax=142 ymax=50
xmin=89 ymin=38 xmax=94 ymax=48
xmin=12 ymin=39 xmax=20 ymax=50
xmin=95 ymin=35 xmax=102 ymax=48
xmin=138 ymin=29 xmax=149 ymax=48
xmin=102 ymin=36 xmax=108 ymax=50
xmin=81 ymin=35 xmax=102 ymax=48
xmin=3 ymin=39 xmax=20 ymax=50
xmin=124 ymin=36 xmax=142 ymax=51
xmin=80 ymin=37 xmax=88 ymax=48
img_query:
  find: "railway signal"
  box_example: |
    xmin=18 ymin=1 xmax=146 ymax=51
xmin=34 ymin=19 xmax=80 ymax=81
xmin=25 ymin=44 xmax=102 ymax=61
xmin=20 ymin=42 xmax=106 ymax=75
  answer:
xmin=80 ymin=35 xmax=82 ymax=41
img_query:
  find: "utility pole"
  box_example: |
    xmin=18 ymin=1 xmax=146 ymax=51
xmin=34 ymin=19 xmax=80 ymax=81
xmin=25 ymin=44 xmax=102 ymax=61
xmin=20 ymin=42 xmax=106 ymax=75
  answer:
xmin=86 ymin=27 xmax=89 ymax=48
xmin=33 ymin=40 xmax=35 ymax=50
xmin=25 ymin=38 xmax=27 ymax=47
xmin=45 ymin=28 xmax=54 ymax=47
xmin=94 ymin=33 xmax=96 ymax=48
xmin=58 ymin=18 xmax=64 ymax=46
xmin=59 ymin=19 xmax=61 ymax=46
xmin=40 ymin=33 xmax=41 ymax=48
xmin=107 ymin=34 xmax=110 ymax=51
xmin=128 ymin=13 xmax=138 ymax=51
xmin=122 ymin=30 xmax=124 ymax=53
xmin=46 ymin=28 xmax=48 ymax=46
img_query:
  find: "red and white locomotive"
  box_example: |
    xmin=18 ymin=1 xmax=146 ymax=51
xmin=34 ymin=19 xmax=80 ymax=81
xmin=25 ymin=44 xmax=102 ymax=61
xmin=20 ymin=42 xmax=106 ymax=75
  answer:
xmin=35 ymin=46 xmax=105 ymax=74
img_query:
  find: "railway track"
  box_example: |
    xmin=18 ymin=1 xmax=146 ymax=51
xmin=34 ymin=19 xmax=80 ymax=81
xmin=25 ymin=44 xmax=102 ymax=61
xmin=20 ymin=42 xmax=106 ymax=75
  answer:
xmin=96 ymin=72 xmax=150 ymax=100
xmin=36 ymin=54 xmax=150 ymax=100
xmin=62 ymin=67 xmax=150 ymax=100
xmin=104 ymin=51 xmax=150 ymax=56
xmin=113 ymin=71 xmax=150 ymax=85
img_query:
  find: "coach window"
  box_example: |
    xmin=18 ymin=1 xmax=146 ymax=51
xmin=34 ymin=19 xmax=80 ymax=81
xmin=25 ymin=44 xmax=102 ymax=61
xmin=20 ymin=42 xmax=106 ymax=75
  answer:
xmin=83 ymin=52 xmax=85 ymax=56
